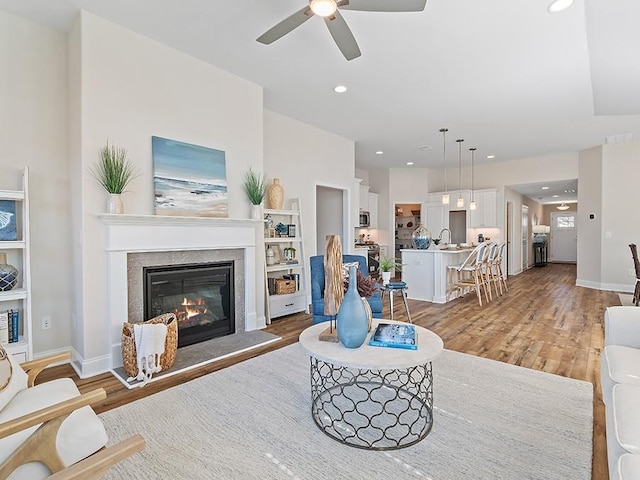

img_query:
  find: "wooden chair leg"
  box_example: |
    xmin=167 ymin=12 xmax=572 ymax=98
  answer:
xmin=473 ymin=270 xmax=483 ymax=306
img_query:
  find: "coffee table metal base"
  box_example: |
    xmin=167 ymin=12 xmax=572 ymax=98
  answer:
xmin=309 ymin=356 xmax=434 ymax=450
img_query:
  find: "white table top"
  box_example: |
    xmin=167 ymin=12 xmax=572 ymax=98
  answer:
xmin=299 ymin=319 xmax=444 ymax=370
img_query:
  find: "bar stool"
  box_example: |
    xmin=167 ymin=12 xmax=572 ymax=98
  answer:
xmin=380 ymin=281 xmax=412 ymax=323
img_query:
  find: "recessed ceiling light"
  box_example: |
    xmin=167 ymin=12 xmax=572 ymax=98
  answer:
xmin=541 ymin=186 xmax=550 ymax=190
xmin=375 ymin=151 xmax=383 ymax=155
xmin=486 ymin=155 xmax=495 ymax=159
xmin=333 ymin=85 xmax=347 ymax=93
xmin=548 ymin=0 xmax=574 ymax=13
xmin=406 ymin=162 xmax=414 ymax=166
xmin=552 ymin=194 xmax=559 ymax=198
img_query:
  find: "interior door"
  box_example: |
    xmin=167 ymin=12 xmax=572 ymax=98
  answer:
xmin=550 ymin=211 xmax=577 ymax=263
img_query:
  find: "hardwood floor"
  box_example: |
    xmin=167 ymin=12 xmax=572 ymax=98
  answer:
xmin=38 ymin=263 xmax=616 ymax=479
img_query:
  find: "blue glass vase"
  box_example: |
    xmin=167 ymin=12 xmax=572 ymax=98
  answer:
xmin=337 ymin=265 xmax=369 ymax=349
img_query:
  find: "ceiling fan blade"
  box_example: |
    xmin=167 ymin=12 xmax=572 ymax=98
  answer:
xmin=257 ymin=6 xmax=314 ymax=44
xmin=324 ymin=11 xmax=361 ymax=61
xmin=339 ymin=0 xmax=427 ymax=12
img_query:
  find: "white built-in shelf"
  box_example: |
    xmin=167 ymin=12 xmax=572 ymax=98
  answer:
xmin=266 ymin=263 xmax=302 ymax=273
xmin=264 ymin=209 xmax=299 ymax=216
xmin=265 ymin=237 xmax=302 ymax=243
xmin=0 ymin=288 xmax=27 ymax=301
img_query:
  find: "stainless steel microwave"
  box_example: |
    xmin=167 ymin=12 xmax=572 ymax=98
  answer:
xmin=359 ymin=211 xmax=370 ymax=227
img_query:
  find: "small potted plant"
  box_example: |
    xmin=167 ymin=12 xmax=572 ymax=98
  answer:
xmin=379 ymin=255 xmax=403 ymax=285
xmin=90 ymin=141 xmax=138 ymax=214
xmin=243 ymin=167 xmax=266 ymax=219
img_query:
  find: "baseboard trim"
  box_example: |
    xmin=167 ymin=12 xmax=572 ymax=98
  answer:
xmin=575 ymin=279 xmax=634 ymax=293
xmin=69 ymin=347 xmax=112 ymax=379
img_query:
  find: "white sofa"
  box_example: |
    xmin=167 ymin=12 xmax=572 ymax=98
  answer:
xmin=601 ymin=306 xmax=640 ymax=479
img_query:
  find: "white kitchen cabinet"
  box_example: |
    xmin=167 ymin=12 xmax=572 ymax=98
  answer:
xmin=359 ymin=185 xmax=370 ymax=212
xmin=368 ymin=192 xmax=378 ymax=228
xmin=469 ymin=189 xmax=498 ymax=228
xmin=0 ymin=167 xmax=32 ymax=361
xmin=423 ymin=202 xmax=447 ymax=239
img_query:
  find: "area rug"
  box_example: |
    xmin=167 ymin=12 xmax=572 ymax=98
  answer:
xmin=101 ymin=343 xmax=593 ymax=480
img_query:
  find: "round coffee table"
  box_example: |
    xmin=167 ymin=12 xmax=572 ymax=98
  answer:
xmin=299 ymin=319 xmax=444 ymax=450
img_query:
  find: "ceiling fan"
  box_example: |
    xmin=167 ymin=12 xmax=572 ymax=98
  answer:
xmin=256 ymin=0 xmax=428 ymax=61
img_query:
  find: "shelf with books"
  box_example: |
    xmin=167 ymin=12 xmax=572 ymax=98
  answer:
xmin=0 ymin=167 xmax=32 ymax=362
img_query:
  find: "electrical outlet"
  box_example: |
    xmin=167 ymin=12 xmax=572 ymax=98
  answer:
xmin=41 ymin=315 xmax=52 ymax=330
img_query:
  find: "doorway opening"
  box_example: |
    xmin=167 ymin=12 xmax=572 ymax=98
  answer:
xmin=316 ymin=185 xmax=349 ymax=255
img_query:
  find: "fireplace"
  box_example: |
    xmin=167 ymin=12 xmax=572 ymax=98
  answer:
xmin=144 ymin=262 xmax=235 ymax=348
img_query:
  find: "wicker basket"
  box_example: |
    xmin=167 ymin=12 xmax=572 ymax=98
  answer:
xmin=275 ymin=278 xmax=296 ymax=295
xmin=121 ymin=312 xmax=178 ymax=378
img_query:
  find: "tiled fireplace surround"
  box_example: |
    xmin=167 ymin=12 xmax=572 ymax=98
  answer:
xmin=101 ymin=214 xmax=264 ymax=369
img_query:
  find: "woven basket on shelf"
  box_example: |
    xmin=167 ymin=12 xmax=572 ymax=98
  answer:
xmin=121 ymin=312 xmax=178 ymax=378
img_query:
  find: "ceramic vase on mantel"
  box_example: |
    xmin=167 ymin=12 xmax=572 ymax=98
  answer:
xmin=107 ymin=193 xmax=124 ymax=214
xmin=266 ymin=178 xmax=284 ymax=210
xmin=336 ymin=265 xmax=369 ymax=349
xmin=250 ymin=204 xmax=262 ymax=220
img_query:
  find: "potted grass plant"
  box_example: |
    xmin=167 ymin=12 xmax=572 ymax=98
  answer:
xmin=243 ymin=167 xmax=267 ymax=219
xmin=379 ymin=255 xmax=403 ymax=285
xmin=90 ymin=141 xmax=138 ymax=214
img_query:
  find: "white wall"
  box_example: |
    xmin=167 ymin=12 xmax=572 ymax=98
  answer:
xmin=428 ymin=152 xmax=579 ymax=193
xmin=0 ymin=10 xmax=72 ymax=355
xmin=600 ymin=140 xmax=640 ymax=291
xmin=70 ymin=12 xmax=265 ymax=374
xmin=576 ymin=146 xmax=602 ymax=288
xmin=264 ymin=109 xmax=355 ymax=265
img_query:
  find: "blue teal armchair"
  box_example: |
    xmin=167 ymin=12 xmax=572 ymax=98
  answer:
xmin=310 ymin=254 xmax=383 ymax=324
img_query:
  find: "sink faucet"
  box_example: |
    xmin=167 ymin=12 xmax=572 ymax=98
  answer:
xmin=439 ymin=228 xmax=451 ymax=244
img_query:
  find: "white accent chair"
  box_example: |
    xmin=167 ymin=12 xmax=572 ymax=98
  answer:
xmin=601 ymin=306 xmax=640 ymax=479
xmin=0 ymin=347 xmax=144 ymax=479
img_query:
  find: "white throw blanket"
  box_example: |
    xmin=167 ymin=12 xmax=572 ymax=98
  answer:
xmin=127 ymin=323 xmax=167 ymax=385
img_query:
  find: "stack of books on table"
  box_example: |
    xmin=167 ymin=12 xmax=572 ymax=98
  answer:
xmin=368 ymin=323 xmax=417 ymax=350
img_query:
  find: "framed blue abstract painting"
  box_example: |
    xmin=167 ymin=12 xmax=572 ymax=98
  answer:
xmin=0 ymin=200 xmax=17 ymax=241
xmin=152 ymin=136 xmax=228 ymax=218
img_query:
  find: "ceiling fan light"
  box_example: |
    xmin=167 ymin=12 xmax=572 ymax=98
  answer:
xmin=310 ymin=0 xmax=337 ymax=17
xmin=548 ymin=0 xmax=574 ymax=13
xmin=557 ymin=202 xmax=570 ymax=211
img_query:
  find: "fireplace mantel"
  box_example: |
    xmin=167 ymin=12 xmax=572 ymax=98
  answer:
xmin=99 ymin=213 xmax=263 ymax=229
xmin=101 ymin=213 xmax=265 ymax=370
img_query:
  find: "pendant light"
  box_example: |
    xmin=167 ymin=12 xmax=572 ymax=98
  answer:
xmin=469 ymin=148 xmax=477 ymax=210
xmin=440 ymin=128 xmax=449 ymax=205
xmin=557 ymin=202 xmax=570 ymax=211
xmin=456 ymin=139 xmax=464 ymax=208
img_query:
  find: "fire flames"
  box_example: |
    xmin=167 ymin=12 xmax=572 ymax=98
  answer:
xmin=174 ymin=297 xmax=209 ymax=321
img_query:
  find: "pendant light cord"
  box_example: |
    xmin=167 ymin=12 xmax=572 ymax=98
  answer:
xmin=440 ymin=128 xmax=448 ymax=193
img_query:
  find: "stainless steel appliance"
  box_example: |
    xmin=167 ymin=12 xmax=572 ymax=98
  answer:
xmin=359 ymin=211 xmax=370 ymax=227
xmin=366 ymin=244 xmax=380 ymax=277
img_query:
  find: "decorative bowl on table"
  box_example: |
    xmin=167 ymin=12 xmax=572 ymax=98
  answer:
xmin=460 ymin=243 xmax=471 ymax=248
xmin=447 ymin=244 xmax=458 ymax=250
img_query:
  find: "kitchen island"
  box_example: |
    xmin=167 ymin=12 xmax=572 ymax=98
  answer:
xmin=401 ymin=247 xmax=473 ymax=303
